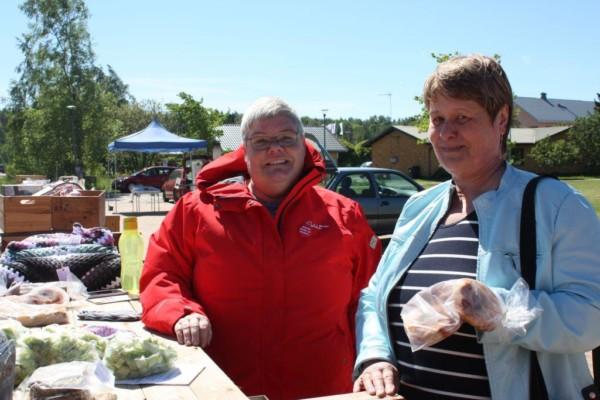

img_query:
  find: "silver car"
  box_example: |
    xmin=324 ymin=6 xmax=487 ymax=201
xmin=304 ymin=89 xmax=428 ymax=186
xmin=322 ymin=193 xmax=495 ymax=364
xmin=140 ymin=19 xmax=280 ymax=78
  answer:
xmin=326 ymin=167 xmax=423 ymax=235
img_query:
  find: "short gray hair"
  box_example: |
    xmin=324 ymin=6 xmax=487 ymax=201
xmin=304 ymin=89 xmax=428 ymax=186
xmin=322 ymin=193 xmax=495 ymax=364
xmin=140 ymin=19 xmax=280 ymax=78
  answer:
xmin=240 ymin=97 xmax=304 ymax=140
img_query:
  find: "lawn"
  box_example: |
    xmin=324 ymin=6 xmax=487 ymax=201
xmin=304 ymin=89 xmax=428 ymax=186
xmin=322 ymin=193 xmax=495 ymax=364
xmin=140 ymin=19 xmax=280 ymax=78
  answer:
xmin=416 ymin=177 xmax=600 ymax=216
xmin=560 ymin=177 xmax=600 ymax=217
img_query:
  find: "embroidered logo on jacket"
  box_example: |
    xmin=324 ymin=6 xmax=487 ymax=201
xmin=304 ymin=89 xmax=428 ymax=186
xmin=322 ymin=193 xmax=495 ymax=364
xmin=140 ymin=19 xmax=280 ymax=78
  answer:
xmin=299 ymin=220 xmax=329 ymax=237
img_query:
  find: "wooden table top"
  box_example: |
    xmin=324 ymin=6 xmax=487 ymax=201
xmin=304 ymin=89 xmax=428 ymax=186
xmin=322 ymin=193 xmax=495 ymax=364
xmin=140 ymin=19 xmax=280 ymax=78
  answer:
xmin=74 ymin=294 xmax=249 ymax=400
xmin=14 ymin=293 xmax=402 ymax=400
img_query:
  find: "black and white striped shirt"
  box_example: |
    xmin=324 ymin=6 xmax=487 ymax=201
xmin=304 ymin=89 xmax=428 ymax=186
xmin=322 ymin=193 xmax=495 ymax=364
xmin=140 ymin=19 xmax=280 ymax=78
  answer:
xmin=387 ymin=212 xmax=491 ymax=400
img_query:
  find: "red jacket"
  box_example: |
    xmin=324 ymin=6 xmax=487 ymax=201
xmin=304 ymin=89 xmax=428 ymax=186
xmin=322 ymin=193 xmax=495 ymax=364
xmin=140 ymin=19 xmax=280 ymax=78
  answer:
xmin=140 ymin=142 xmax=381 ymax=400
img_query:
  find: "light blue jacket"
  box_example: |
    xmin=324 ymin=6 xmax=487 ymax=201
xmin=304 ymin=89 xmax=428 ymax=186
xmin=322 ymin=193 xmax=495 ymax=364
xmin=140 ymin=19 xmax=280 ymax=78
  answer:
xmin=355 ymin=164 xmax=600 ymax=399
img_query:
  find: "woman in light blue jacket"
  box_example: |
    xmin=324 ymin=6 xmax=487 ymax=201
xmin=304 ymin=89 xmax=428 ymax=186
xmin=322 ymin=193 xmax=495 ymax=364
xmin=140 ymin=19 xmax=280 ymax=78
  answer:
xmin=353 ymin=55 xmax=600 ymax=400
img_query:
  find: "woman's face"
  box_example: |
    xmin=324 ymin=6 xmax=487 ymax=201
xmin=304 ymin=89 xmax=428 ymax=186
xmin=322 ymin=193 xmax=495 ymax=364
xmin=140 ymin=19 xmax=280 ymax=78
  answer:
xmin=428 ymin=94 xmax=508 ymax=182
xmin=244 ymin=114 xmax=306 ymax=201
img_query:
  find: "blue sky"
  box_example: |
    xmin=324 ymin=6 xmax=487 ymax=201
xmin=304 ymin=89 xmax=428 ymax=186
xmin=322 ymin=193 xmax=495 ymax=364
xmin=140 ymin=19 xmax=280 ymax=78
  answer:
xmin=1 ymin=0 xmax=599 ymax=120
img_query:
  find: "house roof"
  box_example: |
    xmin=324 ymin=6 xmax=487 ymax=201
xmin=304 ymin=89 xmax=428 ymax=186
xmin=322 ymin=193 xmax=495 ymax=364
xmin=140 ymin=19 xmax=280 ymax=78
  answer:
xmin=515 ymin=95 xmax=595 ymax=123
xmin=365 ymin=125 xmax=428 ymax=145
xmin=216 ymin=124 xmax=347 ymax=152
xmin=367 ymin=125 xmax=571 ymax=146
xmin=508 ymin=126 xmax=570 ymax=144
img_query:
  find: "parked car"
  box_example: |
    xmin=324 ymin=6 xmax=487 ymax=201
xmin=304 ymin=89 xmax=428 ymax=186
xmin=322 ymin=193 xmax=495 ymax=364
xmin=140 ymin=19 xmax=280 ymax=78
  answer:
xmin=325 ymin=167 xmax=424 ymax=235
xmin=161 ymin=168 xmax=193 ymax=202
xmin=112 ymin=166 xmax=176 ymax=193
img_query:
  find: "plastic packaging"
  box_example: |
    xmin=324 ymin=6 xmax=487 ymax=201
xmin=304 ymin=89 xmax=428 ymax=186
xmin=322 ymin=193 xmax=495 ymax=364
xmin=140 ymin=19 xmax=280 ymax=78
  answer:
xmin=401 ymin=278 xmax=538 ymax=351
xmin=119 ymin=217 xmax=145 ymax=295
xmin=0 ymin=331 xmax=16 ymax=399
xmin=103 ymin=331 xmax=177 ymax=380
xmin=16 ymin=361 xmax=115 ymax=400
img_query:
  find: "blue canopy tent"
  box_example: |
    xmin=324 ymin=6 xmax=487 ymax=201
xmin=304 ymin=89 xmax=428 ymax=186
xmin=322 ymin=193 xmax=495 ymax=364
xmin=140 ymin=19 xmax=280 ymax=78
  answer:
xmin=108 ymin=119 xmax=207 ymax=153
xmin=107 ymin=119 xmax=207 ymax=209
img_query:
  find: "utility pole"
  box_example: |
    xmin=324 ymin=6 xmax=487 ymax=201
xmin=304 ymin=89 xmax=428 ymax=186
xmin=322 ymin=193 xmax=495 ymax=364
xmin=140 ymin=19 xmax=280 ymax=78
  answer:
xmin=321 ymin=109 xmax=328 ymax=154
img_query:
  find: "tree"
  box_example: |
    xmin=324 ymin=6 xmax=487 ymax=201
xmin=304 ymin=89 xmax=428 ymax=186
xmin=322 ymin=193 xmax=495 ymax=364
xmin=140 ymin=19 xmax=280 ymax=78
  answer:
xmin=529 ymin=138 xmax=579 ymax=173
xmin=568 ymin=111 xmax=600 ymax=173
xmin=5 ymin=0 xmax=124 ymax=179
xmin=337 ymin=138 xmax=370 ymax=166
xmin=165 ymin=92 xmax=223 ymax=149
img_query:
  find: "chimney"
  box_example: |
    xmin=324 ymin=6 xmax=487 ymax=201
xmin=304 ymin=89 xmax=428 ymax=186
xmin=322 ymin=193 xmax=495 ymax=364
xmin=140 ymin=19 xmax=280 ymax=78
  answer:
xmin=540 ymin=92 xmax=548 ymax=101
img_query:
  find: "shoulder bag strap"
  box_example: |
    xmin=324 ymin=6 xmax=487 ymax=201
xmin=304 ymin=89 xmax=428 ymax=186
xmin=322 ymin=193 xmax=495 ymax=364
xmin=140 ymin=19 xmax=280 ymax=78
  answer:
xmin=520 ymin=175 xmax=553 ymax=400
xmin=521 ymin=175 xmax=600 ymax=399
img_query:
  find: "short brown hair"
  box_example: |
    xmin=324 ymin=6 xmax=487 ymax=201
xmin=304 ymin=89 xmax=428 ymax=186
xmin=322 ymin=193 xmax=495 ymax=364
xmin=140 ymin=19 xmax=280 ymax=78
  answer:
xmin=423 ymin=54 xmax=513 ymax=151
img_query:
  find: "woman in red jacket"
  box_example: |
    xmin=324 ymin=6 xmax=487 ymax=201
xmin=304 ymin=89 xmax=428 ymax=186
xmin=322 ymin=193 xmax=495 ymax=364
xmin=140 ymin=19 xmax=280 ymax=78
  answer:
xmin=140 ymin=97 xmax=381 ymax=400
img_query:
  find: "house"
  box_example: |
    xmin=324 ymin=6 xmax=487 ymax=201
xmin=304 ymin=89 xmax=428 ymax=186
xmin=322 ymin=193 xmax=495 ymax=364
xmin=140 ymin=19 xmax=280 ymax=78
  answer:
xmin=367 ymin=125 xmax=579 ymax=177
xmin=213 ymin=124 xmax=347 ymax=163
xmin=515 ymin=93 xmax=595 ymax=127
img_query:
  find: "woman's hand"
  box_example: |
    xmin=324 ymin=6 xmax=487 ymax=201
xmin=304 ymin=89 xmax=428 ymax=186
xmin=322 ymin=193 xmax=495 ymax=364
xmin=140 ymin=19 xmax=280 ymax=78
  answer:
xmin=353 ymin=361 xmax=398 ymax=398
xmin=453 ymin=278 xmax=503 ymax=332
xmin=174 ymin=312 xmax=212 ymax=347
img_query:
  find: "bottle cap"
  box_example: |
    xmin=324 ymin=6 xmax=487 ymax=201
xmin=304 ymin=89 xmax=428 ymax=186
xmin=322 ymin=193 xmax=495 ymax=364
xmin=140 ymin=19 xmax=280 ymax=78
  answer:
xmin=123 ymin=217 xmax=138 ymax=231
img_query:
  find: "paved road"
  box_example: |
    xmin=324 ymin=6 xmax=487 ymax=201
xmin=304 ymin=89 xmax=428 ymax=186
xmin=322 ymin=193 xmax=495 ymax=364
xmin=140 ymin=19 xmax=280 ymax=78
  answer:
xmin=106 ymin=192 xmax=174 ymax=250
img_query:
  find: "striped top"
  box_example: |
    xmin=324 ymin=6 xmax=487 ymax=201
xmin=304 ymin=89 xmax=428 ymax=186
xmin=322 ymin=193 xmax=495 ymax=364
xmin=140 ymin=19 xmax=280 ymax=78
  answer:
xmin=387 ymin=212 xmax=491 ymax=400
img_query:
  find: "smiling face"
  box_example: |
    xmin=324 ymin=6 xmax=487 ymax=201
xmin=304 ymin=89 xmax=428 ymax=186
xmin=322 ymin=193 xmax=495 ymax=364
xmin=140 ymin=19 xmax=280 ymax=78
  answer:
xmin=428 ymin=94 xmax=508 ymax=182
xmin=244 ymin=114 xmax=306 ymax=202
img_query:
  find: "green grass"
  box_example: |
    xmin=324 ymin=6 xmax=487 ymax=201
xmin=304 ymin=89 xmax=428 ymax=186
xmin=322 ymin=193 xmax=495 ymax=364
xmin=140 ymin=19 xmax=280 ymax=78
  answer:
xmin=560 ymin=177 xmax=600 ymax=217
xmin=416 ymin=177 xmax=600 ymax=217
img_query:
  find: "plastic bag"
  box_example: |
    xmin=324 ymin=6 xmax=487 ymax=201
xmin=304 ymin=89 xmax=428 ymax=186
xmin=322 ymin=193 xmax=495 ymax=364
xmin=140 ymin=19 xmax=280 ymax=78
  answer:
xmin=0 ymin=331 xmax=16 ymax=399
xmin=16 ymin=361 xmax=115 ymax=400
xmin=15 ymin=325 xmax=104 ymax=385
xmin=103 ymin=331 xmax=177 ymax=380
xmin=401 ymin=278 xmax=538 ymax=351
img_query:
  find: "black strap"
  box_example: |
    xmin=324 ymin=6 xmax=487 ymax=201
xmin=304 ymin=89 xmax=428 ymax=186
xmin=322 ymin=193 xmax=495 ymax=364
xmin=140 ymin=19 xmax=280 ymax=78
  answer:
xmin=520 ymin=175 xmax=554 ymax=400
xmin=520 ymin=175 xmax=599 ymax=399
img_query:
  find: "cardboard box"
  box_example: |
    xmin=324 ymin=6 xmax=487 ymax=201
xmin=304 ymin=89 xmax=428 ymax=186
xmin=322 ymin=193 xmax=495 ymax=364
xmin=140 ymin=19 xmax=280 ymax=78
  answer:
xmin=0 ymin=196 xmax=53 ymax=234
xmin=52 ymin=190 xmax=106 ymax=231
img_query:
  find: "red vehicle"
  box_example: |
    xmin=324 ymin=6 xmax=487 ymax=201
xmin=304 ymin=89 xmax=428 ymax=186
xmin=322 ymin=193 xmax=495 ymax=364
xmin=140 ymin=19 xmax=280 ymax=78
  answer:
xmin=112 ymin=166 xmax=176 ymax=193
xmin=161 ymin=168 xmax=193 ymax=202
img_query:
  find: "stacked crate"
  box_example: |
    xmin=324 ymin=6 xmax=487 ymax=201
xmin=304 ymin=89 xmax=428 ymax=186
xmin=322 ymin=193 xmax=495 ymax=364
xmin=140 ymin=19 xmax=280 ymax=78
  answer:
xmin=0 ymin=190 xmax=111 ymax=249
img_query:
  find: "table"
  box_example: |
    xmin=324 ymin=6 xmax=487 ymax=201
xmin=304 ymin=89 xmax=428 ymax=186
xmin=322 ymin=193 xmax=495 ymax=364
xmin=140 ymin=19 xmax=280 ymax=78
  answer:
xmin=13 ymin=294 xmax=401 ymax=400
xmin=74 ymin=296 xmax=248 ymax=400
xmin=131 ymin=189 xmax=161 ymax=213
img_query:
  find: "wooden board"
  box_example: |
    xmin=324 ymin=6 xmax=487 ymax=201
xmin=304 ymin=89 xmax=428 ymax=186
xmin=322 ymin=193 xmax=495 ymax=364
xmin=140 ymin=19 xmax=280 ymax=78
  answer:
xmin=68 ymin=297 xmax=249 ymax=400
xmin=104 ymin=215 xmax=120 ymax=233
xmin=52 ymin=190 xmax=106 ymax=230
xmin=0 ymin=195 xmax=53 ymax=233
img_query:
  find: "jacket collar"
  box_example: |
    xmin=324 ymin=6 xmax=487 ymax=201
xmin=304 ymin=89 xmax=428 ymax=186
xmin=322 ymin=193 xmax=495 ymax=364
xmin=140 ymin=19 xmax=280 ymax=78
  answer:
xmin=194 ymin=140 xmax=326 ymax=209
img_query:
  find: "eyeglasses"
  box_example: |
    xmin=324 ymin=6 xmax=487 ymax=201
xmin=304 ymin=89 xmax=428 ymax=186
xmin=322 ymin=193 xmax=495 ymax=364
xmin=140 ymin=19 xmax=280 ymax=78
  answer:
xmin=245 ymin=131 xmax=299 ymax=151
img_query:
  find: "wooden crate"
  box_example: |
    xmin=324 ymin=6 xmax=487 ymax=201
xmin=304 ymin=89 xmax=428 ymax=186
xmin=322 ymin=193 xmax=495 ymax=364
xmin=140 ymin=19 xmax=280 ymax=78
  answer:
xmin=104 ymin=215 xmax=120 ymax=233
xmin=52 ymin=190 xmax=106 ymax=231
xmin=0 ymin=195 xmax=53 ymax=234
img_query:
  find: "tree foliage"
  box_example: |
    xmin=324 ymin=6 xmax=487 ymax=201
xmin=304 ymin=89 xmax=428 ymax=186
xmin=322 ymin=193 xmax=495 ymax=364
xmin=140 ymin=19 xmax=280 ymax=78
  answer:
xmin=4 ymin=0 xmax=125 ymax=179
xmin=165 ymin=92 xmax=223 ymax=148
xmin=568 ymin=111 xmax=600 ymax=173
xmin=337 ymin=138 xmax=370 ymax=166
xmin=528 ymin=138 xmax=579 ymax=171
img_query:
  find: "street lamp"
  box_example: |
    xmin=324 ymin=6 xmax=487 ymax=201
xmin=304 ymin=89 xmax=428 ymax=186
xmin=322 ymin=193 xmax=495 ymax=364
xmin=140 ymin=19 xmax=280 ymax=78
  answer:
xmin=66 ymin=105 xmax=81 ymax=178
xmin=321 ymin=109 xmax=328 ymax=155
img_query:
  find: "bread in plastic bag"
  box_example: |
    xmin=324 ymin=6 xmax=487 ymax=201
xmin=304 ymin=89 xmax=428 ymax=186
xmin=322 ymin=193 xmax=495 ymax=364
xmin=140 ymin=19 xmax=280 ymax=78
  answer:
xmin=16 ymin=361 xmax=116 ymax=400
xmin=401 ymin=278 xmax=540 ymax=351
